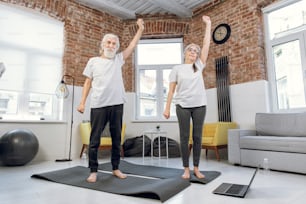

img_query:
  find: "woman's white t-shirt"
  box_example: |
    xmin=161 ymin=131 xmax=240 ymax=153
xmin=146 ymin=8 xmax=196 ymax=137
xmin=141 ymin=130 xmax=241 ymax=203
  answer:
xmin=83 ymin=53 xmax=126 ymax=108
xmin=169 ymin=59 xmax=207 ymax=108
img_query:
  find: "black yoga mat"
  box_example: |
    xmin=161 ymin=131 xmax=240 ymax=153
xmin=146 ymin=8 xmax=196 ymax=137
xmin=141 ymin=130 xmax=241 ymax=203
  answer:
xmin=31 ymin=166 xmax=190 ymax=202
xmin=98 ymin=160 xmax=221 ymax=184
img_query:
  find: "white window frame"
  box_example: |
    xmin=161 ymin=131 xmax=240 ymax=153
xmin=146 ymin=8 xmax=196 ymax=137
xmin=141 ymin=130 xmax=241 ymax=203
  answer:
xmin=135 ymin=38 xmax=183 ymax=121
xmin=263 ymin=0 xmax=306 ymax=112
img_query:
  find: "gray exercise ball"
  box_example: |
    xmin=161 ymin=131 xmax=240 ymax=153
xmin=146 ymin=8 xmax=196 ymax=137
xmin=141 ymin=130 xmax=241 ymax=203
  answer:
xmin=0 ymin=129 xmax=39 ymax=166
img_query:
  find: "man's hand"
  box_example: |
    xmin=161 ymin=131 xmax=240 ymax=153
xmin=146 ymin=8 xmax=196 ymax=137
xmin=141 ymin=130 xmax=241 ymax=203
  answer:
xmin=137 ymin=18 xmax=144 ymax=31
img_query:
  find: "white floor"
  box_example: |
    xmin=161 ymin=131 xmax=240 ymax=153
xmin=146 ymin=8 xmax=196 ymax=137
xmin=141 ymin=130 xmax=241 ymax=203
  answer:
xmin=1 ymin=154 xmax=306 ymax=204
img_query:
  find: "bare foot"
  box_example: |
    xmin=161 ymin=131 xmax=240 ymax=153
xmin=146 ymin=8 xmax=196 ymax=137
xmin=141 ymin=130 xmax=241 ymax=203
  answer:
xmin=113 ymin=169 xmax=127 ymax=179
xmin=193 ymin=166 xmax=205 ymax=179
xmin=181 ymin=168 xmax=190 ymax=179
xmin=86 ymin=172 xmax=97 ymax=183
xmin=194 ymin=170 xmax=205 ymax=179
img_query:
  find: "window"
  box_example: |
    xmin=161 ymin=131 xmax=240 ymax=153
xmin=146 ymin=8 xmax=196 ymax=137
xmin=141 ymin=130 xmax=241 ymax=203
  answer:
xmin=135 ymin=38 xmax=183 ymax=120
xmin=263 ymin=0 xmax=306 ymax=112
xmin=0 ymin=4 xmax=64 ymax=120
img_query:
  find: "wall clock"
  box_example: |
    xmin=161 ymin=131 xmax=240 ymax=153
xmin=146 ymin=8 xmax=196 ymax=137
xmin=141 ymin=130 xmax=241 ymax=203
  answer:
xmin=212 ymin=23 xmax=231 ymax=44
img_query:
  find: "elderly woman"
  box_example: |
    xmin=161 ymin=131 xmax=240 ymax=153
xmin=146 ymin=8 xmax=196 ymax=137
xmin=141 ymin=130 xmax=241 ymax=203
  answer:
xmin=163 ymin=15 xmax=211 ymax=179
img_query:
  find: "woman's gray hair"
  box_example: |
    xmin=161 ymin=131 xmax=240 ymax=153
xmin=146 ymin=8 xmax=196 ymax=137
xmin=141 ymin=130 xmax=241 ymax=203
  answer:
xmin=184 ymin=43 xmax=201 ymax=73
xmin=184 ymin=43 xmax=201 ymax=55
xmin=99 ymin=33 xmax=120 ymax=54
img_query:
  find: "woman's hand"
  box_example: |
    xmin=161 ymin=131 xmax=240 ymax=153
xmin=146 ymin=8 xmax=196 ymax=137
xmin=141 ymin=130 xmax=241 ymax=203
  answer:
xmin=202 ymin=15 xmax=211 ymax=25
xmin=163 ymin=109 xmax=170 ymax=119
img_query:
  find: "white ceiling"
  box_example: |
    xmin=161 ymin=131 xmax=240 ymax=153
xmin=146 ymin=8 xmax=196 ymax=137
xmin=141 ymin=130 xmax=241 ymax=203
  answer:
xmin=75 ymin=0 xmax=212 ymax=19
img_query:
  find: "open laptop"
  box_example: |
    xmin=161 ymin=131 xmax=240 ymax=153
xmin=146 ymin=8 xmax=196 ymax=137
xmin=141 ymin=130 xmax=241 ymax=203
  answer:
xmin=213 ymin=168 xmax=258 ymax=198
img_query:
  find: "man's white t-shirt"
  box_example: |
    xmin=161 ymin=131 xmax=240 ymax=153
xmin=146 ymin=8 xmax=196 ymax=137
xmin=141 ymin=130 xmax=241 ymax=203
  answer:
xmin=169 ymin=59 xmax=207 ymax=108
xmin=83 ymin=53 xmax=126 ymax=108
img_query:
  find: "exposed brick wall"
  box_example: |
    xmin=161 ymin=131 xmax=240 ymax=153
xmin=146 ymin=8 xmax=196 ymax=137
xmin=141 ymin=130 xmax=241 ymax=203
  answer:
xmin=63 ymin=2 xmax=123 ymax=86
xmin=1 ymin=0 xmax=278 ymax=91
xmin=196 ymin=0 xmax=277 ymax=88
xmin=123 ymin=0 xmax=278 ymax=90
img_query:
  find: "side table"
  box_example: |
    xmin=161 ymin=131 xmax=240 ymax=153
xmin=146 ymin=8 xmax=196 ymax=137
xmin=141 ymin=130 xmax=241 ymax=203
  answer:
xmin=142 ymin=130 xmax=168 ymax=159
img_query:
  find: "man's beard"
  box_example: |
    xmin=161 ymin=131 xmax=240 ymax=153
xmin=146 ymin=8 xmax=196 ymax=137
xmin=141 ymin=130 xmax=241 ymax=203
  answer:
xmin=104 ymin=48 xmax=116 ymax=58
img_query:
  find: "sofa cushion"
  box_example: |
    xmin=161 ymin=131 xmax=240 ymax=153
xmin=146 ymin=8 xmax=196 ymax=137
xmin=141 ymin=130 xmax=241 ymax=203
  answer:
xmin=255 ymin=112 xmax=306 ymax=137
xmin=240 ymin=135 xmax=306 ymax=154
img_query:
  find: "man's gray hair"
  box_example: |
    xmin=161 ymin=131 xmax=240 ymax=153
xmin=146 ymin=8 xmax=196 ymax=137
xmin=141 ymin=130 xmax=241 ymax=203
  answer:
xmin=100 ymin=33 xmax=120 ymax=54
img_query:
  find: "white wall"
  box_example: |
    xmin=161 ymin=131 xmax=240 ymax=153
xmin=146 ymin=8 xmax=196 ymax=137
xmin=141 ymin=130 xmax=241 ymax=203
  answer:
xmin=0 ymin=121 xmax=67 ymax=162
xmin=230 ymin=80 xmax=270 ymax=129
xmin=0 ymin=80 xmax=270 ymax=163
xmin=123 ymin=80 xmax=270 ymax=142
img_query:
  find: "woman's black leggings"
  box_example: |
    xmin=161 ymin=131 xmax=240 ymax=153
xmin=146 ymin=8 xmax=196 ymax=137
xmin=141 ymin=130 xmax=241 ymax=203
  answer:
xmin=176 ymin=105 xmax=206 ymax=167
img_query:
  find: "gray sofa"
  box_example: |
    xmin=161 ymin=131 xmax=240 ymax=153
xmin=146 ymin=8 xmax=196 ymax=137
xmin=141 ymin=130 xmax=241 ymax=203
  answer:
xmin=228 ymin=112 xmax=306 ymax=174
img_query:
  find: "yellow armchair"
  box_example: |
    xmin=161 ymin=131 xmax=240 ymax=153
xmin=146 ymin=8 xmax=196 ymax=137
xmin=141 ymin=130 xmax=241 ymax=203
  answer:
xmin=79 ymin=122 xmax=126 ymax=158
xmin=189 ymin=122 xmax=238 ymax=161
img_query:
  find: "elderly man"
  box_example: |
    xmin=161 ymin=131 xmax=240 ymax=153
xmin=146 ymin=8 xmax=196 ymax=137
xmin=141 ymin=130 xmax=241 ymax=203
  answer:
xmin=77 ymin=19 xmax=144 ymax=183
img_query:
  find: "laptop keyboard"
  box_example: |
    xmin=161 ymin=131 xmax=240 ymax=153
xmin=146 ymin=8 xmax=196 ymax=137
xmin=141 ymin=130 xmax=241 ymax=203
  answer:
xmin=226 ymin=184 xmax=245 ymax=194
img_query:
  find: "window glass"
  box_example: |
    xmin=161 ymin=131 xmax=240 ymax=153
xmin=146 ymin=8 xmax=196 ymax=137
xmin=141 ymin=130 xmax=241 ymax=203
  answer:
xmin=268 ymin=0 xmax=306 ymax=39
xmin=163 ymin=69 xmax=176 ymax=116
xmin=137 ymin=43 xmax=182 ymax=65
xmin=0 ymin=4 xmax=64 ymax=120
xmin=273 ymin=40 xmax=306 ymax=109
xmin=264 ymin=0 xmax=306 ymax=112
xmin=27 ymin=55 xmax=62 ymax=93
xmin=0 ymin=5 xmax=63 ymax=53
xmin=0 ymin=49 xmax=26 ymax=91
xmin=28 ymin=93 xmax=53 ymax=116
xmin=139 ymin=69 xmax=157 ymax=117
xmin=0 ymin=91 xmax=18 ymax=115
xmin=136 ymin=38 xmax=183 ymax=120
